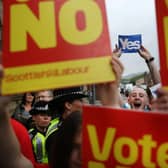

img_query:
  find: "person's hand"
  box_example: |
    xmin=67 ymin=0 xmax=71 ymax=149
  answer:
xmin=138 ymin=45 xmax=160 ymax=85
xmin=151 ymin=88 xmax=168 ymax=112
xmin=111 ymin=55 xmax=124 ymax=86
xmin=138 ymin=45 xmax=152 ymax=60
xmin=96 ymin=56 xmax=124 ymax=107
xmin=113 ymin=44 xmax=122 ymax=58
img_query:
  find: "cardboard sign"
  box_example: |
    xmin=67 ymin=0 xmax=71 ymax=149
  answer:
xmin=155 ymin=0 xmax=168 ymax=89
xmin=83 ymin=105 xmax=168 ymax=168
xmin=118 ymin=34 xmax=142 ymax=53
xmin=2 ymin=0 xmax=115 ymax=95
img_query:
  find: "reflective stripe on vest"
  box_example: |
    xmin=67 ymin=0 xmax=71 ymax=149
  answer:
xmin=29 ymin=129 xmax=48 ymax=163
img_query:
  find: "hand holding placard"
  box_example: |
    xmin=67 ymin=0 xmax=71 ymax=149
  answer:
xmin=96 ymin=56 xmax=124 ymax=107
xmin=113 ymin=44 xmax=122 ymax=58
xmin=138 ymin=45 xmax=153 ymax=61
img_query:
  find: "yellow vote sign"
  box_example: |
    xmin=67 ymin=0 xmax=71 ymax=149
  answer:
xmin=2 ymin=0 xmax=115 ymax=95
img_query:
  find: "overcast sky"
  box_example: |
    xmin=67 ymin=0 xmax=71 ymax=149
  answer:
xmin=105 ymin=0 xmax=159 ymax=76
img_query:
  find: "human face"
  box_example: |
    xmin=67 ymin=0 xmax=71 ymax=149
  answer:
xmin=70 ymin=99 xmax=83 ymax=113
xmin=69 ymin=130 xmax=82 ymax=168
xmin=25 ymin=92 xmax=34 ymax=103
xmin=33 ymin=113 xmax=51 ymax=128
xmin=128 ymin=87 xmax=148 ymax=110
xmin=64 ymin=99 xmax=83 ymax=119
xmin=35 ymin=91 xmax=53 ymax=102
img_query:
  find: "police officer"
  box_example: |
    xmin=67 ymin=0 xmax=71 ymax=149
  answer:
xmin=45 ymin=87 xmax=88 ymax=156
xmin=29 ymin=101 xmax=51 ymax=164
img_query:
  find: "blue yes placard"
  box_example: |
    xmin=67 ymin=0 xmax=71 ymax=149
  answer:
xmin=118 ymin=34 xmax=142 ymax=53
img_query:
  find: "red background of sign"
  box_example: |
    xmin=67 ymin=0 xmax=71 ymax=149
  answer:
xmin=83 ymin=106 xmax=168 ymax=167
xmin=3 ymin=0 xmax=111 ymax=68
xmin=155 ymin=0 xmax=168 ymax=87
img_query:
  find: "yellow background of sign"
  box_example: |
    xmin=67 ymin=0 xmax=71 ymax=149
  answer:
xmin=2 ymin=56 xmax=115 ymax=95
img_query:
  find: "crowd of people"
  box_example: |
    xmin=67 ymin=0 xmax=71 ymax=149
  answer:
xmin=0 ymin=45 xmax=168 ymax=168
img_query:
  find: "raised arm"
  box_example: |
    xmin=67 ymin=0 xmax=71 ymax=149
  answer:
xmin=0 ymin=61 xmax=33 ymax=168
xmin=0 ymin=96 xmax=33 ymax=168
xmin=138 ymin=45 xmax=161 ymax=85
xmin=96 ymin=55 xmax=124 ymax=107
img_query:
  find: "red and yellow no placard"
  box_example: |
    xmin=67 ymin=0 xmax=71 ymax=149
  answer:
xmin=155 ymin=0 xmax=168 ymax=89
xmin=2 ymin=0 xmax=115 ymax=94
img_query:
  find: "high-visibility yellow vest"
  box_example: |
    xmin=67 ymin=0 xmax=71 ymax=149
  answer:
xmin=29 ymin=128 xmax=48 ymax=163
xmin=45 ymin=117 xmax=60 ymax=140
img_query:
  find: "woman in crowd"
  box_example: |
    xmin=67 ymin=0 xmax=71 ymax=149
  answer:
xmin=12 ymin=92 xmax=35 ymax=129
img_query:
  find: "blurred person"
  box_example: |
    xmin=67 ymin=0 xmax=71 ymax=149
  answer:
xmin=0 ymin=96 xmax=48 ymax=168
xmin=29 ymin=101 xmax=52 ymax=164
xmin=12 ymin=92 xmax=35 ymax=129
xmin=49 ymin=111 xmax=82 ymax=168
xmin=35 ymin=90 xmax=54 ymax=102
